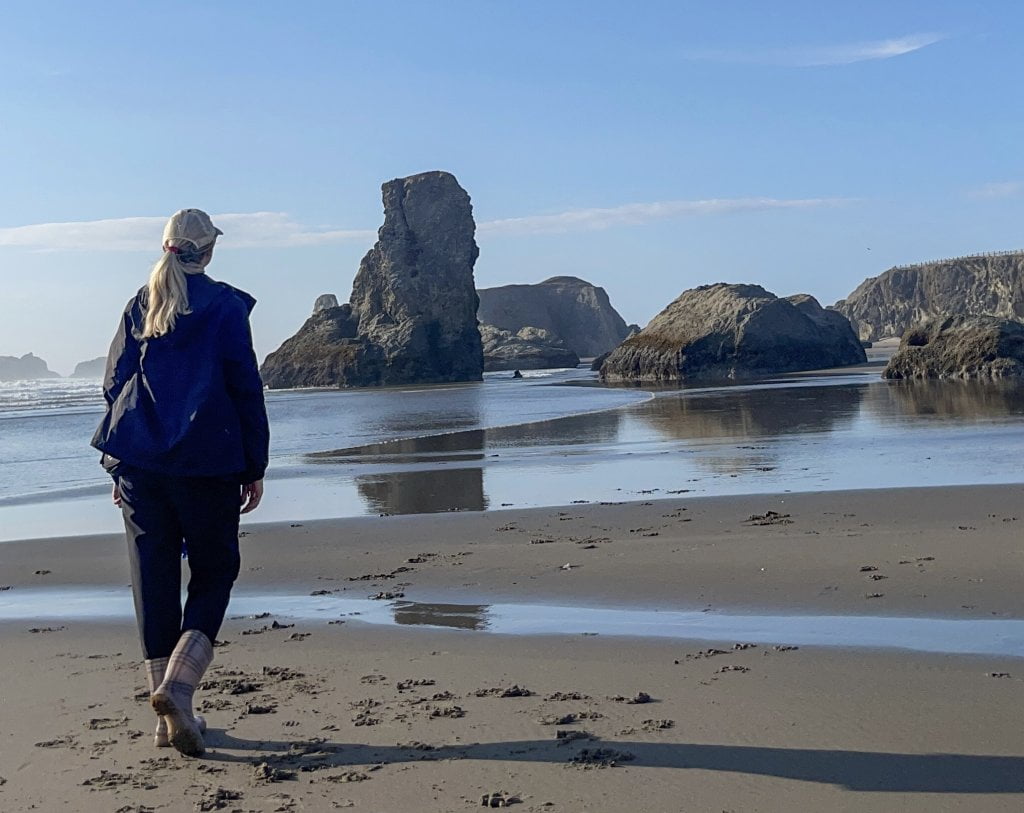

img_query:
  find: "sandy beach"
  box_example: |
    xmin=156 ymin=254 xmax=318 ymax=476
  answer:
xmin=2 ymin=484 xmax=1024 ymax=811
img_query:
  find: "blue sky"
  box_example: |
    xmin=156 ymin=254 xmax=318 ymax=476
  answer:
xmin=2 ymin=1 xmax=1022 ymax=373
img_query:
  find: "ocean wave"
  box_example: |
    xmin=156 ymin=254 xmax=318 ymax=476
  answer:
xmin=0 ymin=378 xmax=104 ymax=416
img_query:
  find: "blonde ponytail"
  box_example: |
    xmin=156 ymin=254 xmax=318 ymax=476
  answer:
xmin=142 ymin=209 xmax=221 ymax=337
xmin=142 ymin=244 xmax=195 ymax=338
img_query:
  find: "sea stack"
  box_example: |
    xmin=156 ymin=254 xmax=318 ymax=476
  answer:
xmin=261 ymin=171 xmax=484 ymax=388
xmin=70 ymin=357 xmax=107 ymax=378
xmin=477 ymin=276 xmax=631 ymax=358
xmin=883 ymin=316 xmax=1024 ymax=379
xmin=0 ymin=353 xmax=59 ymax=382
xmin=834 ymin=251 xmax=1024 ymax=342
xmin=599 ymin=283 xmax=866 ymax=383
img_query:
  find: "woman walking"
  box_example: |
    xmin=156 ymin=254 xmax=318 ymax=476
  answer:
xmin=92 ymin=209 xmax=270 ymax=757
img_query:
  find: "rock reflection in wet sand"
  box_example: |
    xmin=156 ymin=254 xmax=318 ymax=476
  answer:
xmin=391 ymin=601 xmax=490 ymax=631
xmin=357 ymin=467 xmax=487 ymax=514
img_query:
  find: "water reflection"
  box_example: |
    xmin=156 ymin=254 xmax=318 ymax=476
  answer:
xmin=485 ymin=408 xmax=622 ymax=449
xmin=6 ymin=589 xmax=1022 ymax=657
xmin=311 ymin=431 xmax=487 ymax=465
xmin=312 ymin=408 xmax=624 ymax=465
xmin=638 ymin=383 xmax=866 ymax=441
xmin=285 ymin=373 xmax=1024 ymax=520
xmin=356 ymin=467 xmax=487 ymax=514
xmin=871 ymin=380 xmax=1024 ymax=421
xmin=391 ymin=601 xmax=490 ymax=630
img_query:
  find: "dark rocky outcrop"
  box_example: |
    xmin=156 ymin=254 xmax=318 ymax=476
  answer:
xmin=785 ymin=294 xmax=867 ymax=366
xmin=261 ymin=171 xmax=483 ymax=389
xmin=590 ymin=351 xmax=611 ymax=372
xmin=882 ymin=316 xmax=1024 ymax=379
xmin=477 ymin=276 xmax=631 ymax=358
xmin=833 ymin=251 xmax=1024 ymax=342
xmin=599 ymin=284 xmax=866 ymax=384
xmin=70 ymin=357 xmax=106 ymax=378
xmin=258 ymin=302 xmax=362 ymax=388
xmin=0 ymin=353 xmax=58 ymax=381
xmin=480 ymin=324 xmax=580 ymax=371
xmin=591 ymin=324 xmax=640 ymax=371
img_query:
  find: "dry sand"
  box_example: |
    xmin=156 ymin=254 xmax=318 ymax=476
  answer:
xmin=2 ymin=484 xmax=1024 ymax=811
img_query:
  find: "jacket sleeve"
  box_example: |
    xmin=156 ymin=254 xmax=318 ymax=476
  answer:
xmin=221 ymin=297 xmax=270 ymax=483
xmin=103 ymin=304 xmax=139 ymax=407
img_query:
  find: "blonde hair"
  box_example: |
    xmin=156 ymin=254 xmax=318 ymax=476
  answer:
xmin=142 ymin=215 xmax=216 ymax=338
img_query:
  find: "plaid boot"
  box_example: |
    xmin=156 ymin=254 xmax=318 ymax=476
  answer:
xmin=150 ymin=630 xmax=214 ymax=756
xmin=144 ymin=656 xmax=207 ymax=748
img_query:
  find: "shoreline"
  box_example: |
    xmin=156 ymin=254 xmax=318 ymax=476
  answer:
xmin=5 ymin=482 xmax=1024 ymax=614
xmin=3 ymin=408 xmax=1012 ymax=801
xmin=13 ymin=363 xmax=1024 ymax=545
xmin=3 ymin=483 xmax=1024 ymax=810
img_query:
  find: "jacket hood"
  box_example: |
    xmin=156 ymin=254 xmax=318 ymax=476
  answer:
xmin=130 ymin=274 xmax=256 ymax=342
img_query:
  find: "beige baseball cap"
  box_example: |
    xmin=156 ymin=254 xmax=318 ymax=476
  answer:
xmin=162 ymin=208 xmax=223 ymax=250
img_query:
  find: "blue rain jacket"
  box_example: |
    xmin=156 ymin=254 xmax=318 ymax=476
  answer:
xmin=91 ymin=273 xmax=270 ymax=483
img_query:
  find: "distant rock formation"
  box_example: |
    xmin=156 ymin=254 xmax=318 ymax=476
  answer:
xmin=477 ymin=276 xmax=631 ymax=358
xmin=480 ymin=324 xmax=580 ymax=371
xmin=0 ymin=353 xmax=59 ymax=382
xmin=599 ymin=284 xmax=866 ymax=383
xmin=70 ymin=357 xmax=106 ymax=378
xmin=833 ymin=251 xmax=1024 ymax=342
xmin=882 ymin=316 xmax=1024 ymax=379
xmin=313 ymin=294 xmax=339 ymax=312
xmin=261 ymin=171 xmax=483 ymax=389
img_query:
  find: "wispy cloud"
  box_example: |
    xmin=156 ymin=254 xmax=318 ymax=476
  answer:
xmin=686 ymin=32 xmax=945 ymax=67
xmin=478 ymin=197 xmax=847 ymax=235
xmin=968 ymin=181 xmax=1024 ymax=200
xmin=0 ymin=212 xmax=375 ymax=252
xmin=0 ymin=197 xmax=847 ymax=251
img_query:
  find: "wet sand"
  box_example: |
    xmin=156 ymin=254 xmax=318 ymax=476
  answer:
xmin=2 ymin=484 xmax=1024 ymax=811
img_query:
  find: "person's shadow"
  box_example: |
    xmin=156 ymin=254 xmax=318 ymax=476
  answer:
xmin=203 ymin=731 xmax=1024 ymax=794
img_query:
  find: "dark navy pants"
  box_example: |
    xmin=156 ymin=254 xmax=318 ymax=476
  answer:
xmin=117 ymin=467 xmax=241 ymax=659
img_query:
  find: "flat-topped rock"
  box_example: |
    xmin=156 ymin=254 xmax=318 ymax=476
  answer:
xmin=261 ymin=171 xmax=483 ymax=388
xmin=883 ymin=316 xmax=1024 ymax=379
xmin=599 ymin=283 xmax=866 ymax=383
xmin=477 ymin=276 xmax=631 ymax=358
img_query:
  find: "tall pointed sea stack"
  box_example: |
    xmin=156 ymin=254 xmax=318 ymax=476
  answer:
xmin=261 ymin=171 xmax=484 ymax=388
